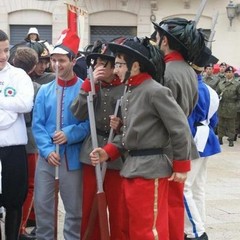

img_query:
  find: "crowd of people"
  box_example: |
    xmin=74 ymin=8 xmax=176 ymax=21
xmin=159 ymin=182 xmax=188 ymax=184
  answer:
xmin=0 ymin=18 xmax=239 ymax=240
xmin=203 ymin=62 xmax=240 ymax=147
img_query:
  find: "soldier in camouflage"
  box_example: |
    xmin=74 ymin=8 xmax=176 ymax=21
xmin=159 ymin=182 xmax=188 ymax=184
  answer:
xmin=203 ymin=63 xmax=220 ymax=90
xmin=215 ymin=62 xmax=227 ymax=83
xmin=216 ymin=66 xmax=240 ymax=147
xmin=235 ymin=74 xmax=240 ymax=140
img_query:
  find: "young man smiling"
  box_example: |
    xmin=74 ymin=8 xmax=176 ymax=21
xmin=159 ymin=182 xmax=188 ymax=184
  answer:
xmin=32 ymin=29 xmax=89 ymax=240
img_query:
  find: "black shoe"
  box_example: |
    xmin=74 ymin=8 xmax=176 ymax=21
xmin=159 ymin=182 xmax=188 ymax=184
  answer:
xmin=229 ymin=141 xmax=234 ymax=147
xmin=234 ymin=134 xmax=237 ymax=141
xmin=219 ymin=137 xmax=223 ymax=145
xmin=185 ymin=232 xmax=208 ymax=240
xmin=19 ymin=233 xmax=36 ymax=240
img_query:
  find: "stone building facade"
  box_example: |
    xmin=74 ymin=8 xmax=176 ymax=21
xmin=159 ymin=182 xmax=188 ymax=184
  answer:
xmin=0 ymin=0 xmax=239 ymax=67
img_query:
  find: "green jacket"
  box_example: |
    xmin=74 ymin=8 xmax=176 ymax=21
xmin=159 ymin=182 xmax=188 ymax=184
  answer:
xmin=204 ymin=75 xmax=220 ymax=90
xmin=216 ymin=79 xmax=240 ymax=118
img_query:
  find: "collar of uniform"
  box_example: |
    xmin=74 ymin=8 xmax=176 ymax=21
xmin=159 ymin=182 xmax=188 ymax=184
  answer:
xmin=57 ymin=75 xmax=78 ymax=87
xmin=206 ymin=75 xmax=214 ymax=80
xmin=101 ymin=77 xmax=122 ymax=87
xmin=164 ymin=51 xmax=184 ymax=63
xmin=127 ymin=73 xmax=152 ymax=87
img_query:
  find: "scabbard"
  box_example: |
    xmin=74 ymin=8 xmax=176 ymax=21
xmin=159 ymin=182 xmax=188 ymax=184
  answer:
xmin=82 ymin=197 xmax=98 ymax=240
xmin=97 ymin=192 xmax=110 ymax=240
xmin=54 ymin=178 xmax=59 ymax=240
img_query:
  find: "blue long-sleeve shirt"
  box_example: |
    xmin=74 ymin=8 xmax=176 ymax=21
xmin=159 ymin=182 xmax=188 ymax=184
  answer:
xmin=188 ymin=74 xmax=221 ymax=157
xmin=32 ymin=77 xmax=89 ymax=170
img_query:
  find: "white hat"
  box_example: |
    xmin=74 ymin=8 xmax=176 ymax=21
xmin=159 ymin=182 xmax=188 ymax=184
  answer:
xmin=27 ymin=27 xmax=39 ymax=36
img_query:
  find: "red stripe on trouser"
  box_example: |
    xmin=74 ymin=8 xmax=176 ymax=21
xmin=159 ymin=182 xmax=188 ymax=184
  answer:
xmin=20 ymin=153 xmax=37 ymax=233
xmin=81 ymin=164 xmax=123 ymax=240
xmin=121 ymin=177 xmax=169 ymax=240
xmin=168 ymin=181 xmax=185 ymax=240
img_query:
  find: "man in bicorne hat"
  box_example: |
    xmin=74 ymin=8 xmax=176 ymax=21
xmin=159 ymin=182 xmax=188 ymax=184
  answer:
xmin=71 ymin=38 xmax=126 ymax=240
xmin=152 ymin=18 xmax=205 ymax=240
xmin=32 ymin=29 xmax=89 ymax=240
xmin=29 ymin=42 xmax=55 ymax=85
xmin=89 ymin=37 xmax=192 ymax=240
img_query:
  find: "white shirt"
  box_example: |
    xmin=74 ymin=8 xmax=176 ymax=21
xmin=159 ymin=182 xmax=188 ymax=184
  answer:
xmin=0 ymin=63 xmax=34 ymax=147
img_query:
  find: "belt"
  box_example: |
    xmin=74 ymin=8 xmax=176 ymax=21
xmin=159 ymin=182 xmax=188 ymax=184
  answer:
xmin=128 ymin=148 xmax=163 ymax=157
xmin=96 ymin=129 xmax=109 ymax=138
xmin=195 ymin=122 xmax=204 ymax=127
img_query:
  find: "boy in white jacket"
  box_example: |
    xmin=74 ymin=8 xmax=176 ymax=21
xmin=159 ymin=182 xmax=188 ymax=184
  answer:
xmin=0 ymin=29 xmax=34 ymax=239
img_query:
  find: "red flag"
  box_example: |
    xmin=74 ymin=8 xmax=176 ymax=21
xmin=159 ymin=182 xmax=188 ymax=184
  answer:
xmin=67 ymin=4 xmax=78 ymax=34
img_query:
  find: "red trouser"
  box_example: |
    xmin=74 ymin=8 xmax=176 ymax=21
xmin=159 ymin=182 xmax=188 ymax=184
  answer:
xmin=168 ymin=181 xmax=185 ymax=240
xmin=121 ymin=177 xmax=169 ymax=240
xmin=81 ymin=164 xmax=123 ymax=240
xmin=20 ymin=153 xmax=37 ymax=233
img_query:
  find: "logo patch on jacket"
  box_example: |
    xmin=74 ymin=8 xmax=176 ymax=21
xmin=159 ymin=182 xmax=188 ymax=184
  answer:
xmin=4 ymin=87 xmax=16 ymax=97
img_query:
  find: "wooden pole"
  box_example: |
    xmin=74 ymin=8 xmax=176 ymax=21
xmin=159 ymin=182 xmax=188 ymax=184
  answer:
xmin=54 ymin=61 xmax=60 ymax=240
xmin=85 ymin=66 xmax=110 ymax=240
xmin=194 ymin=0 xmax=208 ymax=25
xmin=206 ymin=11 xmax=219 ymax=48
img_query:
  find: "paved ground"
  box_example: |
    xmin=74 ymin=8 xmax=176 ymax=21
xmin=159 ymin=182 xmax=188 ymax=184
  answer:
xmin=205 ymin=136 xmax=240 ymax=240
xmin=59 ymin=136 xmax=240 ymax=240
xmin=1 ymin=136 xmax=240 ymax=239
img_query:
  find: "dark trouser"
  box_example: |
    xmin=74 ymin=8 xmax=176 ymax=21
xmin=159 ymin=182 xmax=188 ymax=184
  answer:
xmin=218 ymin=117 xmax=235 ymax=140
xmin=0 ymin=145 xmax=28 ymax=240
xmin=20 ymin=153 xmax=38 ymax=234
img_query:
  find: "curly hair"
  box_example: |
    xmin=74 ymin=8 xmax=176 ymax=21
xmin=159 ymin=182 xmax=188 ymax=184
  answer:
xmin=139 ymin=37 xmax=165 ymax=83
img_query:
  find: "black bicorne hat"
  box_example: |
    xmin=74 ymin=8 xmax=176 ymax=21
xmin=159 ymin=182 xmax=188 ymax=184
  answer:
xmin=191 ymin=46 xmax=212 ymax=72
xmin=152 ymin=18 xmax=206 ymax=63
xmin=206 ymin=55 xmax=219 ymax=66
xmin=9 ymin=41 xmax=50 ymax=65
xmin=152 ymin=18 xmax=189 ymax=52
xmin=73 ymin=56 xmax=87 ymax=80
xmin=79 ymin=44 xmax=94 ymax=56
xmin=86 ymin=37 xmax=126 ymax=66
xmin=108 ymin=37 xmax=156 ymax=77
xmin=27 ymin=41 xmax=50 ymax=59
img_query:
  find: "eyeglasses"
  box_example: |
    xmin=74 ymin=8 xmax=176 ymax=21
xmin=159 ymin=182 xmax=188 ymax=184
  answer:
xmin=114 ymin=62 xmax=127 ymax=69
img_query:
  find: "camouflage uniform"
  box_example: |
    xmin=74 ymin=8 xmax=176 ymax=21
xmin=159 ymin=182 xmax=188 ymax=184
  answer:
xmin=215 ymin=72 xmax=226 ymax=83
xmin=204 ymin=74 xmax=220 ymax=90
xmin=216 ymin=78 xmax=240 ymax=145
xmin=235 ymin=78 xmax=240 ymax=139
xmin=215 ymin=62 xmax=227 ymax=84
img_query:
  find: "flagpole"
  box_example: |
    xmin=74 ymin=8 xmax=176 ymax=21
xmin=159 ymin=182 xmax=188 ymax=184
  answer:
xmin=64 ymin=1 xmax=88 ymax=49
xmin=73 ymin=0 xmax=80 ymax=37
